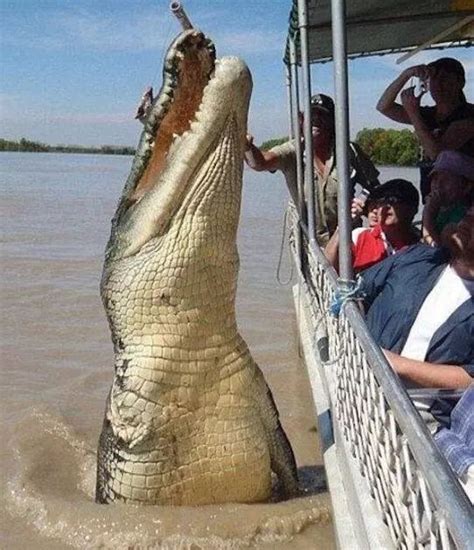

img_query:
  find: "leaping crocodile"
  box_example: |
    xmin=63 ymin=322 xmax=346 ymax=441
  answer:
xmin=96 ymin=27 xmax=298 ymax=506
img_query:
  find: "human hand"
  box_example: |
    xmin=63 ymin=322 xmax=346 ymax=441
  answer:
xmin=377 ymin=203 xmax=390 ymax=224
xmin=245 ymin=134 xmax=254 ymax=151
xmin=403 ymin=64 xmax=429 ymax=81
xmin=381 ymin=348 xmax=403 ymax=374
xmin=401 ymin=86 xmax=425 ymax=117
xmin=350 ymin=198 xmax=365 ymax=221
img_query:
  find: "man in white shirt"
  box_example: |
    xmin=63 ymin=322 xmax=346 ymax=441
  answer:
xmin=244 ymin=94 xmax=379 ymax=247
xmin=361 ymin=206 xmax=474 ymax=390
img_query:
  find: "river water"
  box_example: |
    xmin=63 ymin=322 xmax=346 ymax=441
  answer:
xmin=0 ymin=152 xmax=417 ymax=549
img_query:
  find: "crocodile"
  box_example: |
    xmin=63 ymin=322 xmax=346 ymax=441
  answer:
xmin=96 ymin=28 xmax=298 ymax=506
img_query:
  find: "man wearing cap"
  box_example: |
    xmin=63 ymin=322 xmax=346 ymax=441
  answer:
xmin=325 ymin=178 xmax=420 ymax=273
xmin=423 ymin=150 xmax=474 ymax=246
xmin=244 ymin=93 xmax=380 ymax=247
xmin=377 ymin=57 xmax=474 ymax=201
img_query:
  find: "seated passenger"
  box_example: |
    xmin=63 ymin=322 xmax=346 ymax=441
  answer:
xmin=434 ymin=384 xmax=474 ymax=504
xmin=423 ymin=150 xmax=474 ymax=246
xmin=360 ymin=207 xmax=474 ymax=391
xmin=325 ymin=179 xmax=420 ymax=272
xmin=244 ymin=93 xmax=379 ymax=246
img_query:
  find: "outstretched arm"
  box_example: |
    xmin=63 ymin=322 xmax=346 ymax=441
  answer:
xmin=376 ymin=65 xmax=428 ymax=124
xmin=400 ymin=86 xmax=440 ymax=159
xmin=324 ymin=228 xmax=340 ymax=270
xmin=383 ymin=349 xmax=472 ymax=389
xmin=244 ymin=134 xmax=281 ymax=172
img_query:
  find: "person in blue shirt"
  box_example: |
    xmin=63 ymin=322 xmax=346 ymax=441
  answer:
xmin=434 ymin=384 xmax=474 ymax=503
xmin=360 ymin=207 xmax=474 ymax=390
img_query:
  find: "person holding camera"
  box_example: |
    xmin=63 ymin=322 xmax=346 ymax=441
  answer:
xmin=376 ymin=57 xmax=474 ymax=202
xmin=324 ymin=179 xmax=420 ymax=273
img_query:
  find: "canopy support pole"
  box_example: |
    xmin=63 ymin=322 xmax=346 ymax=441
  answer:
xmin=297 ymin=0 xmax=317 ymax=245
xmin=285 ymin=64 xmax=294 ymax=141
xmin=289 ymin=37 xmax=305 ymax=223
xmin=331 ymin=0 xmax=354 ymax=286
xmin=289 ymin=35 xmax=306 ymax=271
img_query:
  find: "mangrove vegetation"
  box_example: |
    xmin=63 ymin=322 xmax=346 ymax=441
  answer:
xmin=2 ymin=127 xmax=420 ymax=166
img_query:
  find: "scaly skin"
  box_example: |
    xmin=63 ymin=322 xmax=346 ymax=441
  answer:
xmin=96 ymin=29 xmax=298 ymax=505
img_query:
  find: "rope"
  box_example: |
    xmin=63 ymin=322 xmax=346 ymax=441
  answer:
xmin=276 ymin=209 xmax=294 ymax=285
xmin=329 ymin=276 xmax=364 ymax=317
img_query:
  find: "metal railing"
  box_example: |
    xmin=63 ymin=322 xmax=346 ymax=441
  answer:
xmin=287 ymin=203 xmax=474 ymax=549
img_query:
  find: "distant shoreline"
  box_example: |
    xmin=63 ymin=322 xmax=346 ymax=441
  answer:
xmin=2 ymin=127 xmax=420 ymax=168
xmin=0 ymin=138 xmax=135 ymax=156
xmin=2 ymin=150 xmax=418 ymax=170
xmin=0 ymin=149 xmax=135 ymax=156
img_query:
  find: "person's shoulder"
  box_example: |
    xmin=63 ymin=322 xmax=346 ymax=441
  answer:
xmin=269 ymin=140 xmax=296 ymax=156
xmin=351 ymin=226 xmax=368 ymax=244
xmin=361 ymin=244 xmax=447 ymax=289
xmin=395 ymin=243 xmax=448 ymax=266
xmin=460 ymin=102 xmax=474 ymax=118
xmin=267 ymin=140 xmax=296 ymax=174
xmin=447 ymin=102 xmax=474 ymax=123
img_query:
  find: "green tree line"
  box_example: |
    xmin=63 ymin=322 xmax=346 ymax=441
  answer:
xmin=0 ymin=137 xmax=135 ymax=156
xmin=355 ymin=128 xmax=419 ymax=166
xmin=260 ymin=128 xmax=420 ymax=166
xmin=2 ymin=128 xmax=420 ymax=165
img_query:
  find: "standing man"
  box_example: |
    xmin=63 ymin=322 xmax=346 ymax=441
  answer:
xmin=244 ymin=94 xmax=380 ymax=247
xmin=376 ymin=57 xmax=474 ymax=201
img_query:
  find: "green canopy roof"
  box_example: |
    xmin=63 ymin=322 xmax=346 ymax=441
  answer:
xmin=285 ymin=0 xmax=474 ymax=64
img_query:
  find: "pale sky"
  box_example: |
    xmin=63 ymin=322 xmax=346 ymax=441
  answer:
xmin=1 ymin=0 xmax=472 ymax=147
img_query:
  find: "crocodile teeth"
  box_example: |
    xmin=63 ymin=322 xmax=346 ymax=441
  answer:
xmin=189 ymin=120 xmax=201 ymax=133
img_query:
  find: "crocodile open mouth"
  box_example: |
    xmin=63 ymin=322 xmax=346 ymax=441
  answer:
xmin=129 ymin=30 xmax=216 ymax=204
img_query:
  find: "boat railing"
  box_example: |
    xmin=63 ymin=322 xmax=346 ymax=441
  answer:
xmin=287 ymin=202 xmax=474 ymax=549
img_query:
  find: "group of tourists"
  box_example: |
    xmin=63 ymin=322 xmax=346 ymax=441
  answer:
xmin=244 ymin=56 xmax=474 ymax=502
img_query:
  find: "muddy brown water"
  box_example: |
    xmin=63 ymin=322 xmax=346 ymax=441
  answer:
xmin=1 ymin=151 xmax=411 ymax=548
xmin=0 ymin=152 xmax=339 ymax=549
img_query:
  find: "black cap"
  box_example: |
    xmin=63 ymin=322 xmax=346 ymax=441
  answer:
xmin=428 ymin=57 xmax=465 ymax=84
xmin=310 ymin=94 xmax=335 ymax=116
xmin=370 ymin=179 xmax=419 ymax=209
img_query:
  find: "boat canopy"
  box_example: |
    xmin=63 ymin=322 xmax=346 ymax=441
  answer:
xmin=284 ymin=0 xmax=474 ymax=65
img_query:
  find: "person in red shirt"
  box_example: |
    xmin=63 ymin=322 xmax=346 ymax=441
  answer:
xmin=325 ymin=179 xmax=420 ymax=272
